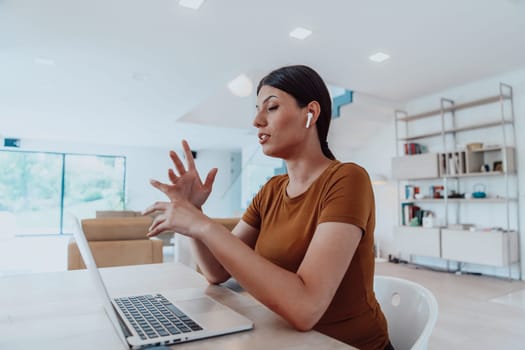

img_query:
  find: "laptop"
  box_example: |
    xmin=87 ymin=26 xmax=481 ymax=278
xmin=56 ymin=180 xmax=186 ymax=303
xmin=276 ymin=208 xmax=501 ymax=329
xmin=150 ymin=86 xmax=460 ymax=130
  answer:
xmin=72 ymin=217 xmax=253 ymax=349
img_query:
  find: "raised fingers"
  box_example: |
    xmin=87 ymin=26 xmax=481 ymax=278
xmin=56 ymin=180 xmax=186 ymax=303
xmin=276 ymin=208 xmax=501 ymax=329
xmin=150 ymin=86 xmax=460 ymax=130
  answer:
xmin=182 ymin=140 xmax=196 ymax=170
xmin=168 ymin=168 xmax=178 ymax=184
xmin=169 ymin=150 xmax=186 ymax=176
xmin=149 ymin=179 xmax=171 ymax=195
xmin=203 ymin=168 xmax=218 ymax=191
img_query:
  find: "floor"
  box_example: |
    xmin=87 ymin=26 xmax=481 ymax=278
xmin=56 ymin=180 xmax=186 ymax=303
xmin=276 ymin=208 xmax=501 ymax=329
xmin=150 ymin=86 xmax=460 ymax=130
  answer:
xmin=375 ymin=262 xmax=525 ymax=350
xmin=1 ymin=237 xmax=525 ymax=349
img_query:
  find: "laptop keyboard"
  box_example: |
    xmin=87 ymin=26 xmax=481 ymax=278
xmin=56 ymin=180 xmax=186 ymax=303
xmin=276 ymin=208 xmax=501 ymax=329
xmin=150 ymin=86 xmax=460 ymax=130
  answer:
xmin=114 ymin=294 xmax=203 ymax=340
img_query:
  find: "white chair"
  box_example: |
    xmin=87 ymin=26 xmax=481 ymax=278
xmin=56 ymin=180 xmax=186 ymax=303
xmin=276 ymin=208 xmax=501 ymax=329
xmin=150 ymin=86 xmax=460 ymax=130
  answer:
xmin=374 ymin=276 xmax=438 ymax=350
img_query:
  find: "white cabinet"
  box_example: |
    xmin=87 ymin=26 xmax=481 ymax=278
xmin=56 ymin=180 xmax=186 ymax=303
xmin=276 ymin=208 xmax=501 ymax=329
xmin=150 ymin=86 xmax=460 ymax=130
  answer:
xmin=441 ymin=229 xmax=518 ymax=266
xmin=394 ymin=226 xmax=441 ymax=258
xmin=392 ymin=153 xmax=439 ymax=179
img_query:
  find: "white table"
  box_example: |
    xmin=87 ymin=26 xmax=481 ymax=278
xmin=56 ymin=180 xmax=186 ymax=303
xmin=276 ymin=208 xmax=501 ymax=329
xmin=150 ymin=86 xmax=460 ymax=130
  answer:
xmin=0 ymin=263 xmax=354 ymax=349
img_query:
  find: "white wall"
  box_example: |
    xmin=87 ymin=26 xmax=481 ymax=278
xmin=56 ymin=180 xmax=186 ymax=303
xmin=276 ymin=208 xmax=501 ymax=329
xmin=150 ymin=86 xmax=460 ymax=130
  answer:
xmin=241 ymin=143 xmax=282 ymax=210
xmin=195 ymin=149 xmax=242 ymax=218
xmin=338 ymin=124 xmax=399 ymax=257
xmin=329 ymin=93 xmax=401 ymax=258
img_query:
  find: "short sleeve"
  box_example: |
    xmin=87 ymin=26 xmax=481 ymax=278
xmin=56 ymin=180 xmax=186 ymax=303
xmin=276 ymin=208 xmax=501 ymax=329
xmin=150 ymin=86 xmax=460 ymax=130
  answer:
xmin=242 ymin=175 xmax=287 ymax=230
xmin=242 ymin=189 xmax=262 ymax=229
xmin=318 ymin=163 xmax=374 ymax=234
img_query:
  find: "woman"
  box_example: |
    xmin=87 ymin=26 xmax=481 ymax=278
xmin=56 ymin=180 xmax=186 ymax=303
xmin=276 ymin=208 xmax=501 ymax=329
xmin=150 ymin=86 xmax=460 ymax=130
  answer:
xmin=144 ymin=65 xmax=393 ymax=350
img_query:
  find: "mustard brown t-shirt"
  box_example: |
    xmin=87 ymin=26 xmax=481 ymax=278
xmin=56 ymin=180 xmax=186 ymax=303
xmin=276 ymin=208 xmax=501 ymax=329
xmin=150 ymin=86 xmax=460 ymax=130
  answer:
xmin=242 ymin=160 xmax=389 ymax=350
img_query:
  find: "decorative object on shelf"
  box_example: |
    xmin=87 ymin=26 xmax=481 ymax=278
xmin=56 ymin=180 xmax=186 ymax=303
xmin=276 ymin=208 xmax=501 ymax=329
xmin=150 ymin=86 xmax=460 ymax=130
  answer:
xmin=405 ymin=184 xmax=420 ymax=199
xmin=472 ymin=184 xmax=487 ymax=199
xmin=422 ymin=212 xmax=435 ymax=228
xmin=409 ymin=217 xmax=420 ymax=226
xmin=431 ymin=185 xmax=444 ymax=199
xmin=448 ymin=190 xmax=465 ymax=199
xmin=493 ymin=161 xmax=503 ymax=172
xmin=466 ymin=142 xmax=483 ymax=151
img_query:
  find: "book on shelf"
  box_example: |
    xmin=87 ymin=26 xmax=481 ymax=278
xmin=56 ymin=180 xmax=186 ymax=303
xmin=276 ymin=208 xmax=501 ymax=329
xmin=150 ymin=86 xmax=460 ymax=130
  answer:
xmin=401 ymin=203 xmax=425 ymax=226
xmin=403 ymin=142 xmax=428 ymax=155
xmin=401 ymin=203 xmax=433 ymax=227
xmin=440 ymin=151 xmax=467 ymax=176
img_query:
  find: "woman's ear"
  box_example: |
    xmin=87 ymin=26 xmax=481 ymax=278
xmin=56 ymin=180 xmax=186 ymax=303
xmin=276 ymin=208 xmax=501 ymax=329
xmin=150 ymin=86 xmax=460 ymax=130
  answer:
xmin=306 ymin=101 xmax=321 ymax=127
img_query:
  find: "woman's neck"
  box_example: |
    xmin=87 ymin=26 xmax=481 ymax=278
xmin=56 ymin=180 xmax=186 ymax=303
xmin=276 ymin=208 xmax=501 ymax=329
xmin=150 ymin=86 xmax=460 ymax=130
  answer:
xmin=285 ymin=154 xmax=333 ymax=198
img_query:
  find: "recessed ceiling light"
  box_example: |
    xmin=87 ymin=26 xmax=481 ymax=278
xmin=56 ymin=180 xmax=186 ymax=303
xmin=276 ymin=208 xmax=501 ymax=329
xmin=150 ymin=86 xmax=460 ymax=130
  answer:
xmin=34 ymin=57 xmax=56 ymax=66
xmin=179 ymin=0 xmax=205 ymax=10
xmin=289 ymin=27 xmax=312 ymax=40
xmin=132 ymin=72 xmax=146 ymax=81
xmin=369 ymin=52 xmax=390 ymax=63
xmin=227 ymin=74 xmax=253 ymax=97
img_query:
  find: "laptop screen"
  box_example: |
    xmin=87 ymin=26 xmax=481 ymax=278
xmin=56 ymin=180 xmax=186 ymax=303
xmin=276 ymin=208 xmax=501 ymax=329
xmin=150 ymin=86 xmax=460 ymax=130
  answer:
xmin=72 ymin=217 xmax=130 ymax=349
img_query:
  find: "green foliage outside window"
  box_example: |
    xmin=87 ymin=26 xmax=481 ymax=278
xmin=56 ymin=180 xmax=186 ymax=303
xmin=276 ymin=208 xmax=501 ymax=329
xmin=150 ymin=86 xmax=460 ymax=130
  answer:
xmin=0 ymin=150 xmax=126 ymax=235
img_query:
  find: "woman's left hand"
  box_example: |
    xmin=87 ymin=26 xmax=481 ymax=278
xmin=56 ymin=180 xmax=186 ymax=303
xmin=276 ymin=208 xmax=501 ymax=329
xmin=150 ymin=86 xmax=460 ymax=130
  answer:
xmin=150 ymin=140 xmax=218 ymax=208
xmin=143 ymin=199 xmax=211 ymax=239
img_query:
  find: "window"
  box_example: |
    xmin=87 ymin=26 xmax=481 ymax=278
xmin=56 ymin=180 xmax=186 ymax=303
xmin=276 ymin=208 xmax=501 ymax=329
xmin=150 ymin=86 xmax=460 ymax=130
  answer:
xmin=0 ymin=150 xmax=126 ymax=235
xmin=241 ymin=148 xmax=284 ymax=210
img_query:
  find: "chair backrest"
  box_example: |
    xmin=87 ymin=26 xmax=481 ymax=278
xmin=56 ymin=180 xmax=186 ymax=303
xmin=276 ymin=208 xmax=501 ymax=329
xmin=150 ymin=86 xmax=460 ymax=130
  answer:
xmin=67 ymin=216 xmax=163 ymax=270
xmin=374 ymin=275 xmax=438 ymax=350
xmin=82 ymin=216 xmax=153 ymax=241
xmin=95 ymin=210 xmax=142 ymax=218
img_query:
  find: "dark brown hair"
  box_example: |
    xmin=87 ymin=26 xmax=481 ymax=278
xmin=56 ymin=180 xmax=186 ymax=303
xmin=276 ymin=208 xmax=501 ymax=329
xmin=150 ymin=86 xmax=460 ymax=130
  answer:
xmin=257 ymin=65 xmax=335 ymax=160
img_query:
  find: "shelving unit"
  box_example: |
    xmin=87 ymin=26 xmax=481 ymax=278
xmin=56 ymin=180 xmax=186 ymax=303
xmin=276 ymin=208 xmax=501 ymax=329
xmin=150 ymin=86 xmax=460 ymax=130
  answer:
xmin=391 ymin=83 xmax=521 ymax=279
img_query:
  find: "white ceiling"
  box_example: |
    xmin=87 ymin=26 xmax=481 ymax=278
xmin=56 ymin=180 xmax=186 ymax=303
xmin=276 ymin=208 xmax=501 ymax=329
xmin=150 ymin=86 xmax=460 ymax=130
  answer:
xmin=1 ymin=0 xmax=524 ymax=151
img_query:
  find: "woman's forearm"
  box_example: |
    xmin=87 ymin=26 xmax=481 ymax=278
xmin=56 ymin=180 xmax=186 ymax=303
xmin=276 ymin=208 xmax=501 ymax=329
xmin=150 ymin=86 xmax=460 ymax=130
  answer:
xmin=199 ymin=227 xmax=323 ymax=330
xmin=197 ymin=221 xmax=360 ymax=331
xmin=189 ymin=236 xmax=231 ymax=284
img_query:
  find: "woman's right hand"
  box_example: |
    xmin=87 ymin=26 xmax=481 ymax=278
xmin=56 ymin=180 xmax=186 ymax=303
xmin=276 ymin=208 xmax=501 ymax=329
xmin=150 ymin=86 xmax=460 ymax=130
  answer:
xmin=143 ymin=199 xmax=212 ymax=239
xmin=150 ymin=140 xmax=218 ymax=208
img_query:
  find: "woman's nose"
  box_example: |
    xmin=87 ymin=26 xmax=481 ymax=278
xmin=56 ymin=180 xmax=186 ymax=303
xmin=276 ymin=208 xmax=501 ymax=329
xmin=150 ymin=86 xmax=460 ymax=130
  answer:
xmin=252 ymin=111 xmax=266 ymax=128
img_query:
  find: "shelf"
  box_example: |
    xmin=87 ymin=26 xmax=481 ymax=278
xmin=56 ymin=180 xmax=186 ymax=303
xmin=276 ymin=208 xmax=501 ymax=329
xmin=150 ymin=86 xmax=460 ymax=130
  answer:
xmin=470 ymin=146 xmax=504 ymax=153
xmin=399 ymin=131 xmax=442 ymax=141
xmin=396 ymin=170 xmax=515 ymax=180
xmin=392 ymin=83 xmax=518 ymax=272
xmin=444 ymin=171 xmax=506 ymax=178
xmin=402 ymin=197 xmax=516 ymax=204
xmin=397 ymin=94 xmax=511 ymax=121
xmin=399 ymin=120 xmax=513 ymax=141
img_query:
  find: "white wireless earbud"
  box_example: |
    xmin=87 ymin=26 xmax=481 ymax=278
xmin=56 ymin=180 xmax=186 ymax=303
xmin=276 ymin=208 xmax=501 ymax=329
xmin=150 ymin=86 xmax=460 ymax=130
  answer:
xmin=306 ymin=112 xmax=313 ymax=128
